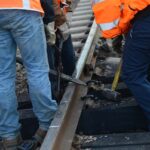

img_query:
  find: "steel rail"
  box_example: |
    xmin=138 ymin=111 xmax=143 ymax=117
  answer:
xmin=40 ymin=20 xmax=98 ymax=150
xmin=75 ymin=20 xmax=97 ymax=78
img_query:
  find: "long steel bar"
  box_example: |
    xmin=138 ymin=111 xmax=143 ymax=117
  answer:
xmin=75 ymin=20 xmax=97 ymax=78
xmin=49 ymin=69 xmax=86 ymax=86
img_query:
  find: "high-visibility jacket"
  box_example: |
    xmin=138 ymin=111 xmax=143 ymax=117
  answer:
xmin=0 ymin=0 xmax=43 ymax=13
xmin=92 ymin=0 xmax=150 ymax=38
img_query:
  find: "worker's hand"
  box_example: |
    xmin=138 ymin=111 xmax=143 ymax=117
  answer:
xmin=57 ymin=22 xmax=70 ymax=41
xmin=53 ymin=4 xmax=67 ymax=27
xmin=45 ymin=22 xmax=56 ymax=46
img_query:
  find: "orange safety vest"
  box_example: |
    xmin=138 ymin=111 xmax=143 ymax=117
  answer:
xmin=0 ymin=0 xmax=43 ymax=13
xmin=92 ymin=0 xmax=150 ymax=38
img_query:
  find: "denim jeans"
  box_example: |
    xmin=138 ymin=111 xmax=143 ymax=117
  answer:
xmin=122 ymin=15 xmax=150 ymax=128
xmin=0 ymin=10 xmax=57 ymax=139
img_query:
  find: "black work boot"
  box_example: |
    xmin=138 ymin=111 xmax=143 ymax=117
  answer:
xmin=18 ymin=128 xmax=47 ymax=150
xmin=2 ymin=134 xmax=22 ymax=150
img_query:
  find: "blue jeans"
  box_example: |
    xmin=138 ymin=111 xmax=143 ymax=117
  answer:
xmin=0 ymin=10 xmax=57 ymax=139
xmin=122 ymin=15 xmax=150 ymax=127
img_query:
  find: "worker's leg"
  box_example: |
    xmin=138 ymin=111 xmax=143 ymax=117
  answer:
xmin=56 ymin=35 xmax=76 ymax=75
xmin=122 ymin=16 xmax=150 ymax=127
xmin=0 ymin=11 xmax=20 ymax=139
xmin=11 ymin=10 xmax=57 ymax=131
xmin=62 ymin=35 xmax=76 ymax=75
xmin=47 ymin=44 xmax=55 ymax=71
xmin=47 ymin=44 xmax=57 ymax=98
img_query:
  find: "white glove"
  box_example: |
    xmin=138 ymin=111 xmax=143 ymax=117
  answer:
xmin=45 ymin=22 xmax=56 ymax=46
xmin=57 ymin=22 xmax=70 ymax=41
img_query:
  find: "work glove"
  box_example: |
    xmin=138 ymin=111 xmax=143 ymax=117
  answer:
xmin=45 ymin=21 xmax=56 ymax=46
xmin=57 ymin=22 xmax=70 ymax=41
xmin=53 ymin=4 xmax=67 ymax=26
xmin=52 ymin=2 xmax=70 ymax=41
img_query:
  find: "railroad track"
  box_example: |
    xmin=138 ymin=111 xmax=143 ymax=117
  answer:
xmin=1 ymin=0 xmax=150 ymax=149
xmin=41 ymin=0 xmax=150 ymax=149
xmin=42 ymin=36 xmax=150 ymax=150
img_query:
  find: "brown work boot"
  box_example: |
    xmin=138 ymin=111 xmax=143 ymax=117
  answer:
xmin=2 ymin=134 xmax=22 ymax=150
xmin=34 ymin=128 xmax=47 ymax=145
xmin=17 ymin=128 xmax=47 ymax=150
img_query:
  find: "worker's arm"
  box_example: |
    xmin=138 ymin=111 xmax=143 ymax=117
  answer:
xmin=41 ymin=0 xmax=69 ymax=42
xmin=41 ymin=0 xmax=56 ymax=45
xmin=52 ymin=0 xmax=67 ymax=26
xmin=41 ymin=0 xmax=55 ymax=24
xmin=52 ymin=0 xmax=70 ymax=41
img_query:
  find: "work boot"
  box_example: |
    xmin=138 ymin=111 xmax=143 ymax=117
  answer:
xmin=2 ymin=134 xmax=22 ymax=150
xmin=18 ymin=128 xmax=47 ymax=150
xmin=34 ymin=128 xmax=47 ymax=145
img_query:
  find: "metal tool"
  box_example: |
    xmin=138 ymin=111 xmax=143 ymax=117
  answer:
xmin=101 ymin=58 xmax=122 ymax=101
xmin=54 ymin=38 xmax=64 ymax=93
xmin=111 ymin=59 xmax=122 ymax=91
xmin=111 ymin=35 xmax=125 ymax=91
xmin=100 ymin=36 xmax=125 ymax=101
xmin=16 ymin=57 xmax=86 ymax=86
xmin=99 ymin=58 xmax=122 ymax=102
xmin=101 ymin=88 xmax=121 ymax=101
xmin=49 ymin=69 xmax=87 ymax=86
xmin=111 ymin=36 xmax=125 ymax=91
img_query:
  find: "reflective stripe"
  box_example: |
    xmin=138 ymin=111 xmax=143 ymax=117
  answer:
xmin=0 ymin=0 xmax=43 ymax=12
xmin=22 ymin=0 xmax=30 ymax=9
xmin=98 ymin=18 xmax=119 ymax=30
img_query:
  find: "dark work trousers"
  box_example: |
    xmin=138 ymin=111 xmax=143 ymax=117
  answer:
xmin=47 ymin=35 xmax=76 ymax=98
xmin=122 ymin=15 xmax=150 ymax=129
xmin=55 ymin=35 xmax=76 ymax=76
